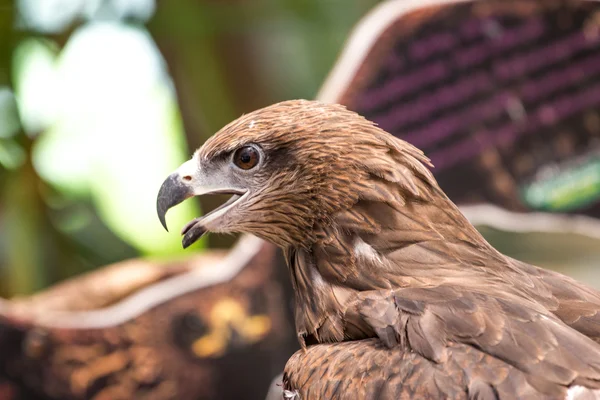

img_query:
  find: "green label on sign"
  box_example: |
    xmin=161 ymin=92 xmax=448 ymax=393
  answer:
xmin=522 ymin=158 xmax=600 ymax=212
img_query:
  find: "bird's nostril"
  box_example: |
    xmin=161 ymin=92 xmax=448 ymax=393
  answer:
xmin=182 ymin=175 xmax=192 ymax=182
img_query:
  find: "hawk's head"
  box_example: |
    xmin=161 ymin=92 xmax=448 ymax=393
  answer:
xmin=157 ymin=99 xmax=435 ymax=248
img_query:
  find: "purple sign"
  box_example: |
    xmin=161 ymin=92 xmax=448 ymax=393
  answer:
xmin=320 ymin=0 xmax=600 ymax=238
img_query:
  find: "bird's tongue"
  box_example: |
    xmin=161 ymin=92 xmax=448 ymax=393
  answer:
xmin=181 ymin=218 xmax=202 ymax=236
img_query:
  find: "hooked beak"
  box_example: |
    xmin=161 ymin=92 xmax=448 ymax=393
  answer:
xmin=156 ymin=159 xmax=247 ymax=248
xmin=157 ymin=173 xmax=193 ymax=232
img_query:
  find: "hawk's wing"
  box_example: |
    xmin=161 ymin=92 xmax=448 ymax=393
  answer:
xmin=285 ymin=281 xmax=600 ymax=399
xmin=284 ymin=339 xmax=591 ymax=400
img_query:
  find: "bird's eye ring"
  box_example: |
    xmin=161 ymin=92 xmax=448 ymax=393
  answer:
xmin=233 ymin=146 xmax=260 ymax=170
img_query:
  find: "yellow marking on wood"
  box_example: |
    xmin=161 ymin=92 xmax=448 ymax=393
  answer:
xmin=191 ymin=297 xmax=272 ymax=358
xmin=239 ymin=315 xmax=272 ymax=342
xmin=211 ymin=298 xmax=247 ymax=326
xmin=192 ymin=332 xmax=228 ymax=358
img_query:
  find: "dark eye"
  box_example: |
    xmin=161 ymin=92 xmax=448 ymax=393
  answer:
xmin=233 ymin=146 xmax=259 ymax=170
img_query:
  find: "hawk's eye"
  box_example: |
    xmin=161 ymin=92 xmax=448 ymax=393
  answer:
xmin=233 ymin=146 xmax=259 ymax=170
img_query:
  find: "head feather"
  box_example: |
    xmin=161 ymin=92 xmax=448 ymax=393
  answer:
xmin=196 ymin=99 xmax=441 ymax=247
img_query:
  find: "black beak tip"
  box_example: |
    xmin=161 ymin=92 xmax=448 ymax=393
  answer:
xmin=182 ymin=237 xmax=193 ymax=249
xmin=156 ymin=198 xmax=170 ymax=232
xmin=156 ymin=173 xmax=193 ymax=233
xmin=160 ymin=220 xmax=169 ymax=232
xmin=182 ymin=224 xmax=207 ymax=249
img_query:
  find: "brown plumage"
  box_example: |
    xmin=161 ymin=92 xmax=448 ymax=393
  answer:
xmin=157 ymin=99 xmax=600 ymax=399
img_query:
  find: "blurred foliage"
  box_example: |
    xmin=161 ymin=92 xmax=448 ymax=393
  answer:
xmin=0 ymin=0 xmax=380 ymax=297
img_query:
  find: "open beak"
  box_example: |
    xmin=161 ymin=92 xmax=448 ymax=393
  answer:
xmin=156 ymin=159 xmax=246 ymax=248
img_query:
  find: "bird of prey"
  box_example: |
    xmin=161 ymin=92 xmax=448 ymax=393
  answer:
xmin=0 ymin=237 xmax=296 ymax=400
xmin=157 ymin=100 xmax=600 ymax=399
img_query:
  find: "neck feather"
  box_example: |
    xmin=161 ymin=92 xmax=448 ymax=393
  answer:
xmin=285 ymin=179 xmax=507 ymax=346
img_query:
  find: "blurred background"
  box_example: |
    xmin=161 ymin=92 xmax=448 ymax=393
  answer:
xmin=0 ymin=0 xmax=381 ymax=297
xmin=1 ymin=0 xmax=600 ymax=298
